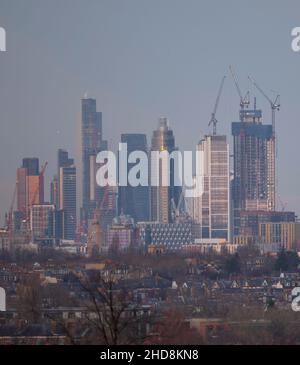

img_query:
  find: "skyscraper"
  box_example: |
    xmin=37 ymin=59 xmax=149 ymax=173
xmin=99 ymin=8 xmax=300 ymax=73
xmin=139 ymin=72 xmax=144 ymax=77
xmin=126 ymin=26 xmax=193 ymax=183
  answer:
xmin=232 ymin=108 xmax=275 ymax=235
xmin=16 ymin=158 xmax=44 ymax=217
xmin=81 ymin=98 xmax=107 ymax=223
xmin=118 ymin=133 xmax=149 ymax=222
xmin=150 ymin=118 xmax=180 ymax=223
xmin=59 ymin=164 xmax=76 ymax=240
xmin=22 ymin=158 xmax=39 ymax=176
xmin=17 ymin=167 xmax=27 ymax=214
xmin=194 ymin=134 xmax=230 ymax=240
xmin=58 ymin=149 xmax=74 ymax=174
xmin=57 ymin=149 xmax=74 ymax=206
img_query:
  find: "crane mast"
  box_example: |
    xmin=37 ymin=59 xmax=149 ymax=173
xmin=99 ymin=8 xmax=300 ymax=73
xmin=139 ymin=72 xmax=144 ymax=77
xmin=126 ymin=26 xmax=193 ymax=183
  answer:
xmin=248 ymin=76 xmax=280 ymax=137
xmin=208 ymin=76 xmax=226 ymax=135
xmin=248 ymin=76 xmax=280 ymax=211
xmin=229 ymin=65 xmax=250 ymax=121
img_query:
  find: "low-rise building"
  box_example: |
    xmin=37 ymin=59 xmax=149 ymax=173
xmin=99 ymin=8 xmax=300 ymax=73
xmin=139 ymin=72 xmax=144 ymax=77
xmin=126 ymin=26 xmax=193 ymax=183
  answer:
xmin=259 ymin=222 xmax=300 ymax=251
xmin=138 ymin=221 xmax=200 ymax=251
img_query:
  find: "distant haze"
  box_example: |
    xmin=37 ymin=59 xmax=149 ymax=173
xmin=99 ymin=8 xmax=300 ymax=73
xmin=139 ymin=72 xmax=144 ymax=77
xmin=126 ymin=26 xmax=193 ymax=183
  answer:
xmin=0 ymin=0 xmax=299 ymax=223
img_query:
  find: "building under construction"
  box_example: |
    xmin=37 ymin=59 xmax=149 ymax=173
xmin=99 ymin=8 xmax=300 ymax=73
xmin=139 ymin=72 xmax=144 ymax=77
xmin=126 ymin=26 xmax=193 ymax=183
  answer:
xmin=232 ymin=108 xmax=275 ymax=235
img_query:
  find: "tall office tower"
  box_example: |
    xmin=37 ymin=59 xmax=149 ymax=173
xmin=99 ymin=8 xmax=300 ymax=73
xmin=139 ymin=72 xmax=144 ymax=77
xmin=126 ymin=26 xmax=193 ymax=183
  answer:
xmin=57 ymin=149 xmax=74 ymax=206
xmin=150 ymin=118 xmax=180 ymax=223
xmin=118 ymin=134 xmax=149 ymax=222
xmin=17 ymin=158 xmax=44 ymax=217
xmin=81 ymin=98 xmax=107 ymax=223
xmin=59 ymin=164 xmax=77 ymax=240
xmin=232 ymin=108 xmax=275 ymax=235
xmin=194 ymin=135 xmax=230 ymax=240
xmin=58 ymin=149 xmax=74 ymax=174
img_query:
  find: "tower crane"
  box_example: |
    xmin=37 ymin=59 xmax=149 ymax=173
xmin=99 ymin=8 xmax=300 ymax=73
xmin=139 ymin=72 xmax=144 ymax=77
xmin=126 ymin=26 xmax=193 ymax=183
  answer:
xmin=248 ymin=76 xmax=280 ymax=211
xmin=87 ymin=184 xmax=114 ymax=256
xmin=229 ymin=65 xmax=250 ymax=121
xmin=248 ymin=76 xmax=280 ymax=137
xmin=208 ymin=76 xmax=226 ymax=135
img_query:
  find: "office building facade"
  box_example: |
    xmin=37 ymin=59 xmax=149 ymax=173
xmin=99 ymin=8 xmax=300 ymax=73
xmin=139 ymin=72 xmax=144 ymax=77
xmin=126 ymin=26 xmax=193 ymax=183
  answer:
xmin=194 ymin=134 xmax=230 ymax=240
xmin=150 ymin=118 xmax=180 ymax=223
xmin=259 ymin=222 xmax=300 ymax=251
xmin=30 ymin=204 xmax=56 ymax=245
xmin=81 ymin=98 xmax=107 ymax=223
xmin=118 ymin=133 xmax=149 ymax=222
xmin=59 ymin=165 xmax=77 ymax=240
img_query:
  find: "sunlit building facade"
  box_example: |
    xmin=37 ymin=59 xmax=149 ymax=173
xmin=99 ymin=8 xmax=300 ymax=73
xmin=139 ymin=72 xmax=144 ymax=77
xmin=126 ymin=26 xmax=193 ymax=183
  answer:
xmin=194 ymin=135 xmax=230 ymax=240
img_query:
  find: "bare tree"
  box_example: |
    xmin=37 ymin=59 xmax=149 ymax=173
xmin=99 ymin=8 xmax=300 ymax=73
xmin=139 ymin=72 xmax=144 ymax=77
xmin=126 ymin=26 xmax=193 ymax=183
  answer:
xmin=146 ymin=308 xmax=204 ymax=345
xmin=76 ymin=270 xmax=152 ymax=345
xmin=16 ymin=276 xmax=42 ymax=323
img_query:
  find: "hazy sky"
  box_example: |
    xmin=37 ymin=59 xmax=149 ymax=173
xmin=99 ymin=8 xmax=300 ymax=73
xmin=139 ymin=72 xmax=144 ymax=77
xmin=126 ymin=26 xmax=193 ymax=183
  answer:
xmin=0 ymin=0 xmax=300 ymax=223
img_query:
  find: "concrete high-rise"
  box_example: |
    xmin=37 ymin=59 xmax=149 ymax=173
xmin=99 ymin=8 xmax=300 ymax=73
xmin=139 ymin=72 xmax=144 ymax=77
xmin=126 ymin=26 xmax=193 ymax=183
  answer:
xmin=232 ymin=108 xmax=275 ymax=235
xmin=118 ymin=133 xmax=149 ymax=222
xmin=194 ymin=134 xmax=230 ymax=240
xmin=150 ymin=118 xmax=180 ymax=223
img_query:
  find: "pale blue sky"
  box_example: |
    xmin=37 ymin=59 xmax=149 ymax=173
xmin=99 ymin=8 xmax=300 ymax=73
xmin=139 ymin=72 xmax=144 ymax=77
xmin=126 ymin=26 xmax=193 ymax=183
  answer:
xmin=0 ymin=0 xmax=300 ymax=222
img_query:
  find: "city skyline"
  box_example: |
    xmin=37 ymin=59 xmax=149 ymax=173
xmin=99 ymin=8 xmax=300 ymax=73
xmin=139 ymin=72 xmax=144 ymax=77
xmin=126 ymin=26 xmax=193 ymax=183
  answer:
xmin=1 ymin=0 xmax=300 ymax=224
xmin=1 ymin=1 xmax=300 ymax=349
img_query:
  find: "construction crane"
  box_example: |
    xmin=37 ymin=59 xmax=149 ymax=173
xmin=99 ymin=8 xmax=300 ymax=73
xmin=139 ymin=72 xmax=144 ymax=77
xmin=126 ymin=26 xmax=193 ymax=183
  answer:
xmin=248 ymin=76 xmax=280 ymax=137
xmin=87 ymin=184 xmax=115 ymax=256
xmin=229 ymin=65 xmax=250 ymax=121
xmin=277 ymin=195 xmax=287 ymax=212
xmin=248 ymin=76 xmax=280 ymax=211
xmin=170 ymin=188 xmax=190 ymax=223
xmin=208 ymin=76 xmax=226 ymax=135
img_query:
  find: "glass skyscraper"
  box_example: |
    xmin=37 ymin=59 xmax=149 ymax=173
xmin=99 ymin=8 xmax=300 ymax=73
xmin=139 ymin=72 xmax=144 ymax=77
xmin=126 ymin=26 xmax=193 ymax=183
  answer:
xmin=150 ymin=118 xmax=180 ymax=223
xmin=59 ymin=164 xmax=76 ymax=240
xmin=81 ymin=98 xmax=107 ymax=223
xmin=118 ymin=133 xmax=149 ymax=222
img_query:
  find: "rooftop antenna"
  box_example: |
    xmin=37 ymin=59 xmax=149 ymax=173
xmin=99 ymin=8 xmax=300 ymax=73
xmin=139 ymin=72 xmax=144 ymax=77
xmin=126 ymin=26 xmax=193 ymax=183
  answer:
xmin=208 ymin=76 xmax=226 ymax=136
